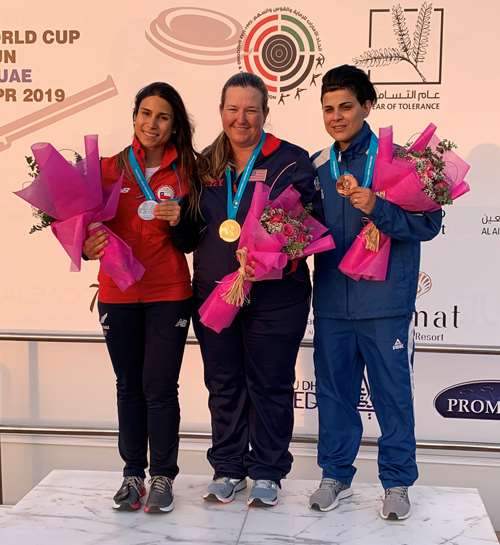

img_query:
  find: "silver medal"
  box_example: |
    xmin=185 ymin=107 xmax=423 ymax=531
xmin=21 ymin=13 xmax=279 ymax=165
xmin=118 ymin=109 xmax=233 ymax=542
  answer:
xmin=137 ymin=199 xmax=157 ymax=220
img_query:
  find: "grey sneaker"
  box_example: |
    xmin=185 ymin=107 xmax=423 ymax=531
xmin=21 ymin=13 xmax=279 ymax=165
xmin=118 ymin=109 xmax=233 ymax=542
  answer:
xmin=380 ymin=486 xmax=411 ymax=520
xmin=309 ymin=478 xmax=353 ymax=511
xmin=112 ymin=476 xmax=146 ymax=511
xmin=203 ymin=477 xmax=247 ymax=503
xmin=247 ymin=479 xmax=278 ymax=507
xmin=144 ymin=476 xmax=174 ymax=513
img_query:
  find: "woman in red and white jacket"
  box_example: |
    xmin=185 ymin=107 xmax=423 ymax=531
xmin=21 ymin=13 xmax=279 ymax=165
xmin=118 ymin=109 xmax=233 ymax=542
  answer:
xmin=83 ymin=82 xmax=199 ymax=514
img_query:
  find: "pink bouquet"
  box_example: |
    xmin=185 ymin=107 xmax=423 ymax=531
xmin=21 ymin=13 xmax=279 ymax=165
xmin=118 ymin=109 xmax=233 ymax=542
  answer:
xmin=15 ymin=135 xmax=145 ymax=291
xmin=199 ymin=182 xmax=335 ymax=333
xmin=338 ymin=123 xmax=470 ymax=282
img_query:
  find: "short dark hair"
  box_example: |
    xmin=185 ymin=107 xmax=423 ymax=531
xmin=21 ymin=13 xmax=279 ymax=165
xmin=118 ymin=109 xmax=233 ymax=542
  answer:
xmin=321 ymin=64 xmax=377 ymax=105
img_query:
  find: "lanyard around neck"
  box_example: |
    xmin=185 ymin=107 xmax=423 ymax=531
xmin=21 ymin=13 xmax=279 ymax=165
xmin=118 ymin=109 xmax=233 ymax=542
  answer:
xmin=225 ymin=132 xmax=265 ymax=220
xmin=128 ymin=147 xmax=181 ymax=202
xmin=329 ymin=133 xmax=378 ymax=188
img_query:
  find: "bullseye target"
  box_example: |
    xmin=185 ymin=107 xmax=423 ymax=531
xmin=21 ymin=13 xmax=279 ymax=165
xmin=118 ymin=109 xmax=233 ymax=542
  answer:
xmin=242 ymin=14 xmax=317 ymax=93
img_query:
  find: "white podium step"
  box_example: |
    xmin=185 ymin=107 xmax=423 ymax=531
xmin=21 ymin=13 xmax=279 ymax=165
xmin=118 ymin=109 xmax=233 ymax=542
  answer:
xmin=0 ymin=470 xmax=497 ymax=545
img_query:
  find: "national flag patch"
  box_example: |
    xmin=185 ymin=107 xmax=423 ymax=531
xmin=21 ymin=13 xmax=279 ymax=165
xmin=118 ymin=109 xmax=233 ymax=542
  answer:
xmin=249 ymin=169 xmax=267 ymax=182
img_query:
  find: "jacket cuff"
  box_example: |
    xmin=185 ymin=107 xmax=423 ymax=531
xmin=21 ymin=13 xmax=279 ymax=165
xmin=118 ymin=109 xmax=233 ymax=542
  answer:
xmin=367 ymin=195 xmax=385 ymax=222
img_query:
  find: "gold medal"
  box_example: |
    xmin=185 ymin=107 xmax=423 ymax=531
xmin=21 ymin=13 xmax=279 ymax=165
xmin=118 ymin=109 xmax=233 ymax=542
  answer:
xmin=219 ymin=219 xmax=241 ymax=242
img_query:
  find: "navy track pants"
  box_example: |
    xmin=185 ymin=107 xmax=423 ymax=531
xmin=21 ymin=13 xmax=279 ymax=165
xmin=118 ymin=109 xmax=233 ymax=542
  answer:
xmin=98 ymin=299 xmax=191 ymax=479
xmin=193 ymin=295 xmax=310 ymax=483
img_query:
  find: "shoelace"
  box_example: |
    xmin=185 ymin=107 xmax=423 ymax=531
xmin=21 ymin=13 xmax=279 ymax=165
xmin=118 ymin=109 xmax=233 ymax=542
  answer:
xmin=149 ymin=476 xmax=172 ymax=494
xmin=386 ymin=486 xmax=408 ymax=499
xmin=254 ymin=479 xmax=277 ymax=490
xmin=124 ymin=476 xmax=144 ymax=493
xmin=319 ymin=478 xmax=345 ymax=493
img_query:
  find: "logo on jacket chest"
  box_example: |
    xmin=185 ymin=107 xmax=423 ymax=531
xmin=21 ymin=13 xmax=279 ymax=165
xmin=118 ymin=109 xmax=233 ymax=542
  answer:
xmin=157 ymin=185 xmax=176 ymax=200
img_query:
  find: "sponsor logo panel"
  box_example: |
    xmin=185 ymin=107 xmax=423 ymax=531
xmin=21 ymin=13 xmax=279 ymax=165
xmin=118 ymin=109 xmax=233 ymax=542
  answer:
xmin=434 ymin=381 xmax=500 ymax=420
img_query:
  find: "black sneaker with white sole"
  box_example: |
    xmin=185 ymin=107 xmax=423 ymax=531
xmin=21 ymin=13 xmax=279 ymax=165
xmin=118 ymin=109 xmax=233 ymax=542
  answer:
xmin=112 ymin=476 xmax=146 ymax=511
xmin=144 ymin=476 xmax=174 ymax=513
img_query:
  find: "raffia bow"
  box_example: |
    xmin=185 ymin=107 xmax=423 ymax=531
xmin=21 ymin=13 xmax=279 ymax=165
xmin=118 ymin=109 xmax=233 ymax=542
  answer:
xmin=222 ymin=247 xmax=250 ymax=306
xmin=363 ymin=223 xmax=380 ymax=252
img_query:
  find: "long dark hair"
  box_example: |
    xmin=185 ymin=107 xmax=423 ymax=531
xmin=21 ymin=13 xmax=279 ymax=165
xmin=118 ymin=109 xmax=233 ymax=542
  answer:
xmin=118 ymin=82 xmax=200 ymax=216
xmin=198 ymin=72 xmax=269 ymax=184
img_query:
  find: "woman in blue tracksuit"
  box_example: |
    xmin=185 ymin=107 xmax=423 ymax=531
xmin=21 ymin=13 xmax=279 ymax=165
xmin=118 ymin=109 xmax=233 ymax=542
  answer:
xmin=309 ymin=65 xmax=442 ymax=520
xmin=185 ymin=72 xmax=316 ymax=507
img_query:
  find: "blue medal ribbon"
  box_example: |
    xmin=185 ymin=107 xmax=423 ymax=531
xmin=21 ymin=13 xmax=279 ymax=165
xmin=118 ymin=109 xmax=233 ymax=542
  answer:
xmin=329 ymin=133 xmax=378 ymax=188
xmin=225 ymin=132 xmax=266 ymax=220
xmin=128 ymin=147 xmax=156 ymax=201
xmin=128 ymin=147 xmax=182 ymax=202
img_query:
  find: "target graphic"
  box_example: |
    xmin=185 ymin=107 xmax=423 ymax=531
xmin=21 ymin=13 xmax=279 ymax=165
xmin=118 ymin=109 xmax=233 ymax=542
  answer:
xmin=240 ymin=13 xmax=320 ymax=94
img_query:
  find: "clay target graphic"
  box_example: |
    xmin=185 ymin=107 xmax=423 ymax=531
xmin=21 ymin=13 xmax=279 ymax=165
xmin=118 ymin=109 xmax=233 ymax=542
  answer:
xmin=146 ymin=7 xmax=242 ymax=65
xmin=242 ymin=14 xmax=317 ymax=93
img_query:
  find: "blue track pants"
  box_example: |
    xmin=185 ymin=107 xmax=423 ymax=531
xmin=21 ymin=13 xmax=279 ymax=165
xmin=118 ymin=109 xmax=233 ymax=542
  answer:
xmin=313 ymin=314 xmax=418 ymax=489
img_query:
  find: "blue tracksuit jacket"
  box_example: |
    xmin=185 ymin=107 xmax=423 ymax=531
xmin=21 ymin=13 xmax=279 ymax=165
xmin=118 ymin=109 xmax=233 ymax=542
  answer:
xmin=311 ymin=122 xmax=442 ymax=319
xmin=311 ymin=121 xmax=442 ymax=488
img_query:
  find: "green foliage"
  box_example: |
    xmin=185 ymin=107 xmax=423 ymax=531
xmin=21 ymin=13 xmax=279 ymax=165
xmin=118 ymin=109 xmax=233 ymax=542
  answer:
xmin=394 ymin=138 xmax=458 ymax=206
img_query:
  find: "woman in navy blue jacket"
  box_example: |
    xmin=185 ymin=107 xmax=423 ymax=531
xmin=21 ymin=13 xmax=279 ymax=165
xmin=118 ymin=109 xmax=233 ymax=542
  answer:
xmin=190 ymin=72 xmax=316 ymax=507
xmin=309 ymin=65 xmax=442 ymax=520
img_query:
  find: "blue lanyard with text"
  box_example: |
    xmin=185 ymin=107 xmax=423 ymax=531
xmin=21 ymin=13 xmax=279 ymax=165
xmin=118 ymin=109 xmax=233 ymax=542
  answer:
xmin=128 ymin=147 xmax=182 ymax=202
xmin=329 ymin=133 xmax=378 ymax=188
xmin=225 ymin=132 xmax=265 ymax=220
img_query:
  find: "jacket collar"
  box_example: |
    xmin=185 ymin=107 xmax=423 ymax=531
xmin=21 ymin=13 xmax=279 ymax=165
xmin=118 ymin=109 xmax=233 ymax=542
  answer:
xmin=261 ymin=132 xmax=281 ymax=157
xmin=334 ymin=121 xmax=373 ymax=159
xmin=131 ymin=137 xmax=178 ymax=170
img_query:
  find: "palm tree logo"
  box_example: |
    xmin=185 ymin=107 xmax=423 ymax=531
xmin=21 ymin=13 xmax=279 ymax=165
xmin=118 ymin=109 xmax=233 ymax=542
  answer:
xmin=354 ymin=2 xmax=433 ymax=82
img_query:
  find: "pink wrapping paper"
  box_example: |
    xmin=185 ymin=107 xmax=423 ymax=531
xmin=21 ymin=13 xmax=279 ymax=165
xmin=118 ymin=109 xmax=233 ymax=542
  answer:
xmin=339 ymin=123 xmax=470 ymax=282
xmin=15 ymin=135 xmax=145 ymax=291
xmin=199 ymin=182 xmax=335 ymax=333
xmin=339 ymin=223 xmax=391 ymax=281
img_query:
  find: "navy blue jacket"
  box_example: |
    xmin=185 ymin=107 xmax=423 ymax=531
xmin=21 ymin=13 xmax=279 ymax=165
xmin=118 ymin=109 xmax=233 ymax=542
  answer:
xmin=312 ymin=122 xmax=442 ymax=319
xmin=192 ymin=134 xmax=316 ymax=306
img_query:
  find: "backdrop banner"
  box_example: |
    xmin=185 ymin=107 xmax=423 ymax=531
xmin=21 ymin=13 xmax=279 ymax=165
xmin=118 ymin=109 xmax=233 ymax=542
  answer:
xmin=1 ymin=0 xmax=499 ymax=442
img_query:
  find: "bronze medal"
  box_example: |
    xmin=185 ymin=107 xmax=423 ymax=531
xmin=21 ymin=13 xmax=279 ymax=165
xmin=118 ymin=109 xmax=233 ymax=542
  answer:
xmin=336 ymin=174 xmax=358 ymax=197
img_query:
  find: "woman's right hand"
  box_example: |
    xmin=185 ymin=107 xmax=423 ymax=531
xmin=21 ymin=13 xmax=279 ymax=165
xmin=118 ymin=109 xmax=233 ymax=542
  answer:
xmin=83 ymin=228 xmax=108 ymax=259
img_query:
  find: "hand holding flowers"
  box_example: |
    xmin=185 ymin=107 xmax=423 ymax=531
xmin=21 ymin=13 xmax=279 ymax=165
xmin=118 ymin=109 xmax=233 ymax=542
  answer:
xmin=199 ymin=182 xmax=335 ymax=333
xmin=15 ymin=135 xmax=145 ymax=291
xmin=338 ymin=123 xmax=470 ymax=282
